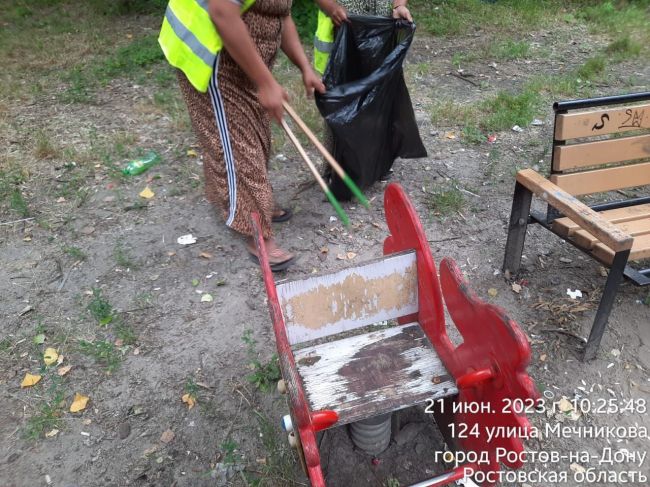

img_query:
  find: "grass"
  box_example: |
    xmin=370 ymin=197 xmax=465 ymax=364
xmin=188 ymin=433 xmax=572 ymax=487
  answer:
xmin=33 ymin=131 xmax=59 ymax=160
xmin=114 ymin=321 xmax=138 ymax=345
xmin=250 ymin=409 xmax=298 ymax=485
xmin=0 ymin=161 xmax=31 ymax=217
xmin=10 ymin=189 xmax=30 ymax=217
xmin=63 ymin=245 xmax=87 ymax=261
xmin=488 ymin=39 xmax=531 ymax=61
xmin=480 ymin=89 xmax=542 ymax=132
xmin=411 ymin=0 xmax=562 ymax=37
xmin=605 ymin=36 xmax=642 ymax=61
xmin=78 ymin=339 xmax=122 ymax=372
xmin=87 ymin=288 xmax=114 ymax=326
xmin=452 ymin=38 xmax=532 ymax=66
xmin=62 ymin=34 xmax=164 ymax=102
xmin=113 ymin=240 xmax=139 ymax=269
xmin=413 ymin=0 xmax=649 ymax=50
xmin=426 ymin=181 xmax=465 ymax=217
xmin=184 ymin=377 xmax=200 ymax=406
xmin=242 ymin=330 xmax=282 ymax=393
xmin=24 ymin=385 xmax=65 ymax=440
xmin=461 ymin=125 xmax=486 ymax=145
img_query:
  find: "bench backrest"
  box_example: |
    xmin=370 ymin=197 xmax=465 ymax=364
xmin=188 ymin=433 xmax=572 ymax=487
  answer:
xmin=550 ymin=92 xmax=650 ymax=197
xmin=276 ymin=250 xmax=418 ymax=346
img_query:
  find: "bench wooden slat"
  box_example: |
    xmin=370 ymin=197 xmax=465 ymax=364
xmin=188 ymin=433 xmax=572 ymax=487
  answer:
xmin=592 ymin=233 xmax=650 ymax=265
xmin=552 ymin=203 xmax=650 ymax=237
xmin=517 ymin=169 xmax=633 ymax=252
xmin=552 ymin=134 xmax=650 ymax=171
xmin=294 ymin=322 xmax=457 ymax=425
xmin=277 ymin=251 xmax=418 ymax=345
xmin=550 ymin=161 xmax=650 ymax=196
xmin=571 ymin=218 xmax=650 ymax=251
xmin=555 ymin=103 xmax=650 ymax=140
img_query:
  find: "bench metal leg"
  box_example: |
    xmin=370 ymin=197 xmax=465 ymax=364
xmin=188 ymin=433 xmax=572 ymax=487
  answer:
xmin=583 ymin=249 xmax=631 ymax=361
xmin=503 ymin=181 xmax=533 ymax=275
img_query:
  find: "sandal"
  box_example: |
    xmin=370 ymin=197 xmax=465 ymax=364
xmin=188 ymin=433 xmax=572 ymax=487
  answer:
xmin=272 ymin=207 xmax=293 ymax=223
xmin=248 ymin=252 xmax=295 ymax=272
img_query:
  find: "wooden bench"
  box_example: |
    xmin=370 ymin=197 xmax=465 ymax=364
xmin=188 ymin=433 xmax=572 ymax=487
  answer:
xmin=503 ymin=91 xmax=650 ymax=360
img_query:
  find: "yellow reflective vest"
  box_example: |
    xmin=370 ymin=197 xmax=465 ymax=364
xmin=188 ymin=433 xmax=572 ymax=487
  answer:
xmin=313 ymin=10 xmax=334 ymax=75
xmin=159 ymin=0 xmax=255 ymax=93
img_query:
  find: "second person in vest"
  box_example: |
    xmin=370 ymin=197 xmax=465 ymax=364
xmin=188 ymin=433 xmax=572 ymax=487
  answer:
xmin=313 ymin=1 xmax=413 ymax=75
xmin=175 ymin=0 xmax=325 ymax=271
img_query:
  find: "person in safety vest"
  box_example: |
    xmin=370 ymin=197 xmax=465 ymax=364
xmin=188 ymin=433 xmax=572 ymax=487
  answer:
xmin=313 ymin=0 xmax=413 ymax=76
xmin=159 ymin=0 xmax=324 ymax=271
xmin=311 ymin=0 xmax=412 ymax=181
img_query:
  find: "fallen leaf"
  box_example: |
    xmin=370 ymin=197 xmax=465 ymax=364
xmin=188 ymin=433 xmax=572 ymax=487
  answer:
xmin=70 ymin=393 xmax=90 ymax=413
xmin=182 ymin=393 xmax=196 ymax=409
xmin=57 ymin=365 xmax=72 ymax=376
xmin=21 ymin=373 xmax=42 ymax=388
xmin=43 ymin=347 xmax=59 ymax=366
xmin=201 ymin=293 xmax=213 ymax=303
xmin=56 ymin=197 xmax=66 ymax=203
xmin=444 ymin=131 xmax=456 ymax=139
xmin=187 ymin=149 xmax=197 ymax=157
xmin=191 ymin=278 xmax=199 ymax=287
xmin=346 ymin=252 xmax=357 ymax=260
xmin=487 ymin=288 xmax=498 ymax=297
xmin=45 ymin=429 xmax=59 ymax=438
xmin=570 ymin=463 xmax=586 ymax=474
xmin=114 ymin=338 xmax=124 ymax=347
xmin=511 ymin=283 xmax=522 ymax=294
xmin=540 ymin=354 xmax=547 ymax=362
xmin=199 ymin=252 xmax=213 ymax=260
xmin=139 ymin=187 xmax=154 ymax=199
xmin=336 ymin=253 xmax=346 ymax=260
xmin=558 ymin=397 xmax=573 ymax=413
xmin=320 ymin=247 xmax=329 ymax=254
xmin=160 ymin=429 xmax=175 ymax=444
xmin=33 ymin=334 xmax=46 ymax=344
xmin=56 ymin=354 xmax=64 ymax=365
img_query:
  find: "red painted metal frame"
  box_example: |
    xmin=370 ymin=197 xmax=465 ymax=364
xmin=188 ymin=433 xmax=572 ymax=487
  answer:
xmin=252 ymin=182 xmax=538 ymax=486
xmin=383 ymin=183 xmax=539 ymax=484
xmin=251 ymin=213 xmax=333 ymax=486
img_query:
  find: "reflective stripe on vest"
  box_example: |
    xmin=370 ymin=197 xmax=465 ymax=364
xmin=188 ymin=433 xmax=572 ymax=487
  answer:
xmin=159 ymin=0 xmax=255 ymax=93
xmin=313 ymin=10 xmax=334 ymax=75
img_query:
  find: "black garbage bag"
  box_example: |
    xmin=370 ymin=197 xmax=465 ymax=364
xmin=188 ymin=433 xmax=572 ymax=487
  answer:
xmin=315 ymin=15 xmax=427 ymax=201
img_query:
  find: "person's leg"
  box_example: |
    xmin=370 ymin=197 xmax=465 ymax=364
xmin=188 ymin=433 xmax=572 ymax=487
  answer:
xmin=176 ymin=63 xmax=293 ymax=266
xmin=209 ymin=53 xmax=294 ymax=264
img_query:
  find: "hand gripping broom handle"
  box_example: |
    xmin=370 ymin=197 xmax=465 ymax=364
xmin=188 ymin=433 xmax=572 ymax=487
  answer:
xmin=282 ymin=101 xmax=370 ymax=209
xmin=280 ymin=119 xmax=350 ymax=226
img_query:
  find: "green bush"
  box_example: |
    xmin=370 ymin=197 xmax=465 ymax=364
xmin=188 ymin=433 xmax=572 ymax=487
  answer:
xmin=292 ymin=0 xmax=318 ymax=41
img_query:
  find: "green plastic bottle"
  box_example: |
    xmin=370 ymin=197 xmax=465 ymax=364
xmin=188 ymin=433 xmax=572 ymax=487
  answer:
xmin=122 ymin=151 xmax=160 ymax=176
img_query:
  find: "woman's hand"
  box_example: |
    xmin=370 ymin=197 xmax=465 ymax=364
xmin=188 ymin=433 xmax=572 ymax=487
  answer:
xmin=257 ymin=78 xmax=289 ymax=124
xmin=328 ymin=2 xmax=348 ymax=27
xmin=392 ymin=5 xmax=413 ymax=22
xmin=302 ymin=68 xmax=326 ymax=98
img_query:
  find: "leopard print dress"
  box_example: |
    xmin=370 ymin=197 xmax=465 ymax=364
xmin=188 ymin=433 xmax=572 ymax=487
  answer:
xmin=178 ymin=0 xmax=292 ymax=239
xmin=338 ymin=0 xmax=392 ymax=16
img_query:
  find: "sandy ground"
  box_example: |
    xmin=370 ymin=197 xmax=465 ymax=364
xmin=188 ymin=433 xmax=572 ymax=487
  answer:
xmin=1 ymin=13 xmax=649 ymax=487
